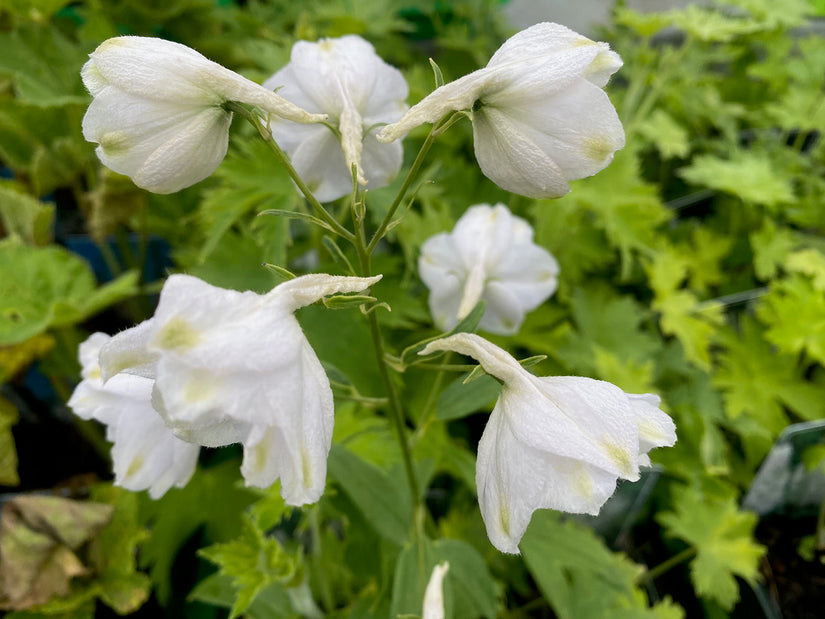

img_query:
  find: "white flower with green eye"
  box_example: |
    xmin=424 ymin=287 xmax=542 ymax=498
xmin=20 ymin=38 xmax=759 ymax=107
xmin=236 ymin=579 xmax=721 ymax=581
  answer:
xmin=378 ymin=22 xmax=625 ymax=199
xmin=68 ymin=332 xmax=199 ymax=499
xmin=99 ymin=273 xmax=381 ymax=506
xmin=420 ymin=333 xmax=677 ymax=554
xmin=419 ymin=203 xmax=559 ymax=335
xmin=81 ymin=36 xmax=326 ymax=194
xmin=264 ymin=35 xmax=409 ymax=202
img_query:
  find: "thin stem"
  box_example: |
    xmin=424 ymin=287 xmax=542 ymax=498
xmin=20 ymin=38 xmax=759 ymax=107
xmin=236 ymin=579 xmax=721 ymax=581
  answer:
xmin=636 ymin=547 xmax=696 ymax=585
xmin=228 ymin=102 xmax=355 ymax=243
xmin=366 ymin=112 xmax=464 ymax=254
xmin=352 ymin=215 xmax=421 ymax=523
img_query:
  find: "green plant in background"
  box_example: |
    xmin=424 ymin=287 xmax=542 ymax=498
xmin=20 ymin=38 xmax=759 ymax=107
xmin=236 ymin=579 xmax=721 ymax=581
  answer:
xmin=0 ymin=0 xmax=824 ymax=618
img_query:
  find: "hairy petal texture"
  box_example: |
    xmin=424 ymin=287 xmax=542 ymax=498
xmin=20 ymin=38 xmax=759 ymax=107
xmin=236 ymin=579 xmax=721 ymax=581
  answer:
xmin=111 ymin=273 xmax=380 ymax=506
xmin=419 ymin=204 xmax=558 ymax=335
xmin=81 ymin=36 xmax=324 ymax=193
xmin=378 ymin=22 xmax=624 ymax=198
xmin=69 ymin=333 xmax=198 ymax=499
xmin=420 ymin=333 xmax=677 ymax=553
xmin=264 ymin=35 xmax=408 ymax=201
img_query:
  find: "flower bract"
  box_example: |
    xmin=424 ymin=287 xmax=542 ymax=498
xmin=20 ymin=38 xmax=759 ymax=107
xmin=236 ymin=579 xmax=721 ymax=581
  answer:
xmin=264 ymin=35 xmax=408 ymax=202
xmin=68 ymin=332 xmax=199 ymax=498
xmin=98 ymin=273 xmax=381 ymax=506
xmin=419 ymin=203 xmax=559 ymax=335
xmin=378 ymin=22 xmax=625 ymax=199
xmin=81 ymin=36 xmax=326 ymax=194
xmin=420 ymin=333 xmax=677 ymax=553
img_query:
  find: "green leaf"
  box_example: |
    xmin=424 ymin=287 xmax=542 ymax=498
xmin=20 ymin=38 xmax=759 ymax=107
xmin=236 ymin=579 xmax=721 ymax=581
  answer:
xmin=139 ymin=460 xmax=259 ymax=604
xmin=658 ymin=486 xmax=765 ymax=610
xmin=715 ymin=317 xmax=822 ymax=437
xmin=756 ymin=272 xmax=825 ymax=365
xmin=189 ymin=573 xmax=295 ymax=619
xmin=0 ymin=238 xmax=138 ymax=346
xmin=0 ymin=184 xmax=54 ymax=246
xmin=679 ymin=152 xmax=794 ymax=207
xmin=327 ymin=444 xmax=412 ymax=545
xmin=634 ymin=109 xmax=690 ymax=159
xmin=521 ymin=510 xmax=682 ymax=619
xmin=750 ymin=219 xmax=797 ymax=281
xmin=0 ymin=396 xmax=19 ymax=486
xmin=435 ymin=374 xmax=500 ymax=421
xmin=199 ymin=515 xmax=298 ymax=619
xmin=0 ymin=25 xmax=89 ymax=107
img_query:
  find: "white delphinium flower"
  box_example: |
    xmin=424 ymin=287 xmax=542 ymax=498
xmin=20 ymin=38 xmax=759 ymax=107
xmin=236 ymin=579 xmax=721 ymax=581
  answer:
xmin=422 ymin=562 xmax=450 ymax=619
xmin=99 ymin=273 xmax=381 ymax=506
xmin=419 ymin=203 xmax=558 ymax=335
xmin=81 ymin=36 xmax=327 ymax=194
xmin=263 ymin=35 xmax=408 ymax=202
xmin=378 ymin=22 xmax=625 ymax=199
xmin=68 ymin=332 xmax=199 ymax=499
xmin=420 ymin=333 xmax=677 ymax=554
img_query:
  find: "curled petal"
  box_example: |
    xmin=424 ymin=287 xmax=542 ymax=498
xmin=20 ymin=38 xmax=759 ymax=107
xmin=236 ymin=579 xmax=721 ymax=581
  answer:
xmin=422 ymin=562 xmax=450 ymax=619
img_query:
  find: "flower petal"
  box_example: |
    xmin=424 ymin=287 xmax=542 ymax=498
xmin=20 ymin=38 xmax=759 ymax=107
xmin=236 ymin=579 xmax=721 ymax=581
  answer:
xmin=99 ymin=319 xmax=158 ymax=381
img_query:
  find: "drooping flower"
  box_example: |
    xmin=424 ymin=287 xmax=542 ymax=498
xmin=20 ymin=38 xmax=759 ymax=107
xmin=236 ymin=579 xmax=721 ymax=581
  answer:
xmin=422 ymin=562 xmax=450 ymax=619
xmin=264 ymin=35 xmax=408 ymax=202
xmin=378 ymin=22 xmax=625 ymax=199
xmin=419 ymin=203 xmax=558 ymax=335
xmin=81 ymin=36 xmax=327 ymax=194
xmin=420 ymin=333 xmax=676 ymax=554
xmin=99 ymin=273 xmax=381 ymax=506
xmin=68 ymin=332 xmax=199 ymax=498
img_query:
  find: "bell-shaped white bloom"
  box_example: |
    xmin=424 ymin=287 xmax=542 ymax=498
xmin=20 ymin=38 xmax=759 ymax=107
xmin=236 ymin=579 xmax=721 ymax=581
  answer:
xmin=81 ymin=36 xmax=327 ymax=194
xmin=68 ymin=333 xmax=199 ymax=499
xmin=422 ymin=562 xmax=450 ymax=619
xmin=99 ymin=273 xmax=381 ymax=506
xmin=378 ymin=22 xmax=625 ymax=199
xmin=419 ymin=203 xmax=558 ymax=335
xmin=264 ymin=35 xmax=408 ymax=202
xmin=420 ymin=334 xmax=677 ymax=554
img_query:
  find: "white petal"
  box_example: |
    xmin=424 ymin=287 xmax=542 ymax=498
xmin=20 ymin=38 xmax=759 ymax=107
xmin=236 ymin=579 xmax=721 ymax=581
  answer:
xmin=82 ymin=87 xmax=231 ymax=194
xmin=473 ymin=106 xmax=570 ymax=199
xmin=285 ymin=125 xmax=353 ymax=202
xmin=360 ymin=132 xmax=403 ymax=190
xmin=627 ymin=393 xmax=678 ymax=454
xmin=422 ymin=562 xmax=450 ymax=619
xmin=99 ymin=320 xmax=157 ymax=381
xmin=476 ymin=404 xmax=618 ymax=554
xmin=77 ymin=332 xmax=111 ymax=381
xmin=487 ymin=22 xmax=597 ymax=68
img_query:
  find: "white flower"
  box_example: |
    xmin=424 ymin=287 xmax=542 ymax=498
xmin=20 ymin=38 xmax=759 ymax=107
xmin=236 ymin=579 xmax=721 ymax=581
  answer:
xmin=81 ymin=36 xmax=327 ymax=194
xmin=422 ymin=562 xmax=450 ymax=619
xmin=264 ymin=35 xmax=408 ymax=202
xmin=99 ymin=273 xmax=381 ymax=506
xmin=420 ymin=333 xmax=677 ymax=554
xmin=68 ymin=332 xmax=199 ymax=499
xmin=378 ymin=22 xmax=625 ymax=199
xmin=419 ymin=203 xmax=558 ymax=335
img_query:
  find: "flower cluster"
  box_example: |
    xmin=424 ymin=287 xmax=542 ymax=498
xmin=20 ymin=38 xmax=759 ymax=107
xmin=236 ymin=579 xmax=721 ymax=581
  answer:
xmin=69 ymin=274 xmax=379 ymax=504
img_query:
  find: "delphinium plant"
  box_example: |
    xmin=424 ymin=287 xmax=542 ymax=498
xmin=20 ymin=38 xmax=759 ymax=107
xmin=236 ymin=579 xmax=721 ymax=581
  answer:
xmin=68 ymin=18 xmax=677 ymax=617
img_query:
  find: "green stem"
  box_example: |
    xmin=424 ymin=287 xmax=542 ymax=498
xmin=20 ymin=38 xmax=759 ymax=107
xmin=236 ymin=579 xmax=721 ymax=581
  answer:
xmin=353 ymin=215 xmax=421 ymax=525
xmin=636 ymin=547 xmax=696 ymax=585
xmin=228 ymin=102 xmax=355 ymax=243
xmin=366 ymin=112 xmax=464 ymax=254
xmin=309 ymin=507 xmax=334 ymax=612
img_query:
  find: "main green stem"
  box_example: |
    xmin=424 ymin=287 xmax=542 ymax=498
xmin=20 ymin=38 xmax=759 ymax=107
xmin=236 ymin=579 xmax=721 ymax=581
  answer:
xmin=230 ymin=102 xmax=355 ymax=242
xmin=354 ymin=212 xmax=422 ymax=518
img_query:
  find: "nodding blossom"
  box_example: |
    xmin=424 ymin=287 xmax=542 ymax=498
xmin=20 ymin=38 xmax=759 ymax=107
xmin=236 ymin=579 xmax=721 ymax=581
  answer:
xmin=264 ymin=35 xmax=408 ymax=202
xmin=419 ymin=203 xmax=559 ymax=335
xmin=378 ymin=22 xmax=625 ymax=199
xmin=420 ymin=333 xmax=677 ymax=554
xmin=81 ymin=36 xmax=326 ymax=194
xmin=98 ymin=273 xmax=381 ymax=506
